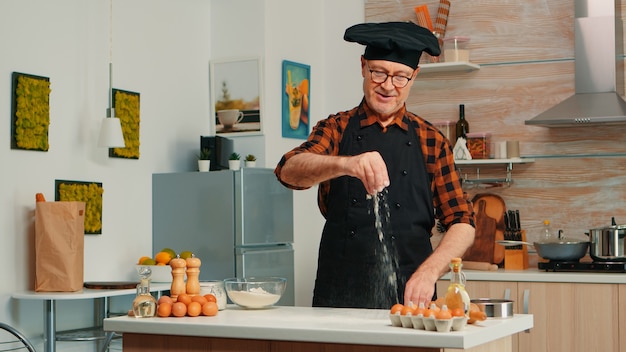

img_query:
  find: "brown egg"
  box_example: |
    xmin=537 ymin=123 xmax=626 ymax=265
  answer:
xmin=187 ymin=302 xmax=202 ymax=317
xmin=191 ymin=295 xmax=208 ymax=306
xmin=202 ymin=302 xmax=218 ymax=316
xmin=157 ymin=303 xmax=172 ymax=317
xmin=172 ymin=302 xmax=187 ymax=317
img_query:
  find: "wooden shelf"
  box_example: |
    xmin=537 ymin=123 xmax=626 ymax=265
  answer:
xmin=419 ymin=61 xmax=480 ymax=74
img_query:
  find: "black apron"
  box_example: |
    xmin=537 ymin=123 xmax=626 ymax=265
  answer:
xmin=312 ymin=112 xmax=435 ymax=309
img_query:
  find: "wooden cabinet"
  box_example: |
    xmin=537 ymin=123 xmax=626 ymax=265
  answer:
xmin=438 ymin=280 xmax=621 ymax=352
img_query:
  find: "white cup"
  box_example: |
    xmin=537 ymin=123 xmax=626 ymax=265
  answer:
xmin=217 ymin=109 xmax=244 ymax=128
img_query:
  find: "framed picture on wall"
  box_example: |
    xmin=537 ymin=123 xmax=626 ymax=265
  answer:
xmin=281 ymin=60 xmax=310 ymax=139
xmin=209 ymin=57 xmax=263 ymax=136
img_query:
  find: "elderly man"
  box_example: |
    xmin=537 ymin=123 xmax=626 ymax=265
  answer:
xmin=275 ymin=21 xmax=475 ymax=309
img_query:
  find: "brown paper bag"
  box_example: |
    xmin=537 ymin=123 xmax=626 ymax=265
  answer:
xmin=35 ymin=201 xmax=85 ymax=292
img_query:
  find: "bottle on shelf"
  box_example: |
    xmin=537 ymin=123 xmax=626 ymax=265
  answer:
xmin=444 ymin=258 xmax=471 ymax=316
xmin=455 ymin=104 xmax=470 ymax=143
xmin=542 ymin=220 xmax=553 ymax=241
xmin=132 ymin=267 xmax=157 ymax=318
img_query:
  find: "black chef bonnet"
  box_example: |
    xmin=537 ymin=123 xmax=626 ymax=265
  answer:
xmin=344 ymin=21 xmax=441 ymax=69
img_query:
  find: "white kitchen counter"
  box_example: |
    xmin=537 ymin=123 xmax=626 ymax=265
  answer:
xmin=104 ymin=305 xmax=532 ymax=350
xmin=447 ymin=267 xmax=626 ymax=284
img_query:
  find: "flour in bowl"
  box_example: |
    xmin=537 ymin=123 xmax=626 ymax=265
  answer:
xmin=227 ymin=287 xmax=281 ymax=308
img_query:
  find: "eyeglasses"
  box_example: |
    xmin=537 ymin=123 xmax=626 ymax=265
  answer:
xmin=366 ymin=62 xmax=413 ymax=88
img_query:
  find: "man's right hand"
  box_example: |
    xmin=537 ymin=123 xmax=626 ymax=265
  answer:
xmin=344 ymin=151 xmax=390 ymax=195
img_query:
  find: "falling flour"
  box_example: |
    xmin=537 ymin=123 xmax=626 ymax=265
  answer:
xmin=369 ymin=189 xmax=399 ymax=305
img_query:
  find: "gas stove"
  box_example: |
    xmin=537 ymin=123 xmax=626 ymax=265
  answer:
xmin=538 ymin=260 xmax=626 ymax=273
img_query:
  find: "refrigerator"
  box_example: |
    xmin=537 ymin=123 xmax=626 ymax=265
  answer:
xmin=152 ymin=168 xmax=294 ymax=306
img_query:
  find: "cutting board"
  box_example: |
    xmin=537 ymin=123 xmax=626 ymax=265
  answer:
xmin=463 ymin=199 xmax=497 ymax=263
xmin=471 ymin=193 xmax=507 ymax=264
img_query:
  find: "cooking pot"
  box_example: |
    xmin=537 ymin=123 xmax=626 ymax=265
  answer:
xmin=589 ymin=219 xmax=626 ymax=261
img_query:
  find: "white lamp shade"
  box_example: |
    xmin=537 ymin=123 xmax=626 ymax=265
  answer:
xmin=97 ymin=117 xmax=126 ymax=148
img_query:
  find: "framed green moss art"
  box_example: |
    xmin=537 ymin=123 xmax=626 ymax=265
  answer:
xmin=110 ymin=89 xmax=140 ymax=159
xmin=11 ymin=72 xmax=51 ymax=151
xmin=55 ymin=180 xmax=104 ymax=235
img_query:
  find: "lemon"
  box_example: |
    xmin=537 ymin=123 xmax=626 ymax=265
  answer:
xmin=161 ymin=247 xmax=177 ymax=258
xmin=140 ymin=258 xmax=157 ymax=265
xmin=179 ymin=251 xmax=194 ymax=259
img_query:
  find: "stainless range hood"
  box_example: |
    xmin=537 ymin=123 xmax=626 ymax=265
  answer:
xmin=525 ymin=0 xmax=626 ymax=126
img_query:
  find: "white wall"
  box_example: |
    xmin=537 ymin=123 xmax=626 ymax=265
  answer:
xmin=263 ymin=0 xmax=366 ymax=306
xmin=1 ymin=0 xmax=365 ymax=349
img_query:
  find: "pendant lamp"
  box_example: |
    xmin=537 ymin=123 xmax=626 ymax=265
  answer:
xmin=97 ymin=0 xmax=125 ymax=148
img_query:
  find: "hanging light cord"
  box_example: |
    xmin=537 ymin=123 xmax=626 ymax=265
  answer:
xmin=107 ymin=0 xmax=114 ymax=117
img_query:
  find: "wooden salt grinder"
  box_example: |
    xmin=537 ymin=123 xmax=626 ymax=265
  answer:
xmin=169 ymin=256 xmax=187 ymax=300
xmin=185 ymin=256 xmax=201 ymax=296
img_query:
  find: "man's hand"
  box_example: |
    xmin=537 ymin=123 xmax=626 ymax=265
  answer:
xmin=344 ymin=151 xmax=390 ymax=195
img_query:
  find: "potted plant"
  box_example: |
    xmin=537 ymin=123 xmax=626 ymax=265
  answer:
xmin=197 ymin=148 xmax=211 ymax=172
xmin=228 ymin=152 xmax=241 ymax=170
xmin=244 ymin=154 xmax=257 ymax=168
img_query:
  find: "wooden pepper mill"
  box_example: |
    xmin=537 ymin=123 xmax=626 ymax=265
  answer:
xmin=185 ymin=255 xmax=201 ymax=296
xmin=169 ymin=256 xmax=187 ymax=300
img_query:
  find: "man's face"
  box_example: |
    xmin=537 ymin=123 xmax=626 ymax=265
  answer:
xmin=360 ymin=57 xmax=419 ymax=120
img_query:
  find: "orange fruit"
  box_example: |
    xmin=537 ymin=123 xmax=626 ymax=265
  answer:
xmin=202 ymin=301 xmax=218 ymax=316
xmin=177 ymin=293 xmax=192 ymax=306
xmin=187 ymin=302 xmax=202 ymax=317
xmin=157 ymin=303 xmax=172 ymax=317
xmin=390 ymin=303 xmax=403 ymax=315
xmin=191 ymin=295 xmax=208 ymax=306
xmin=155 ymin=251 xmax=173 ymax=265
xmin=203 ymin=294 xmax=217 ymax=303
xmin=137 ymin=256 xmax=151 ymax=265
xmin=158 ymin=295 xmax=173 ymax=305
xmin=172 ymin=302 xmax=187 ymax=317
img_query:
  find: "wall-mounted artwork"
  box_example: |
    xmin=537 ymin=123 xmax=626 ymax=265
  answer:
xmin=11 ymin=72 xmax=51 ymax=151
xmin=55 ymin=180 xmax=104 ymax=235
xmin=282 ymin=60 xmax=310 ymax=139
xmin=210 ymin=57 xmax=262 ymax=136
xmin=109 ymin=89 xmax=140 ymax=159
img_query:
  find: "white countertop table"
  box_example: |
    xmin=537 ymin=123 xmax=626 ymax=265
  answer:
xmin=104 ymin=305 xmax=533 ymax=351
xmin=12 ymin=283 xmax=170 ymax=352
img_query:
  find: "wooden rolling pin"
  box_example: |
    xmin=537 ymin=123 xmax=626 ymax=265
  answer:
xmin=462 ymin=261 xmax=499 ymax=271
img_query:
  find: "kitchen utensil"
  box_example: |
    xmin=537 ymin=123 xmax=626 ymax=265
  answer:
xmin=589 ymin=217 xmax=626 ymax=261
xmin=433 ymin=0 xmax=451 ymax=37
xmin=224 ymin=277 xmax=286 ymax=309
xmin=498 ymin=240 xmax=589 ymax=261
xmin=414 ymin=5 xmax=433 ymax=31
xmin=471 ymin=298 xmax=514 ymax=318
xmin=463 ymin=199 xmax=496 ymax=263
xmin=497 ymin=240 xmax=533 ymax=247
xmin=471 ymin=193 xmax=506 ymax=264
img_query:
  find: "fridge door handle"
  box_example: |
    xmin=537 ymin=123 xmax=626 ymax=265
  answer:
xmin=235 ymin=243 xmax=293 ymax=255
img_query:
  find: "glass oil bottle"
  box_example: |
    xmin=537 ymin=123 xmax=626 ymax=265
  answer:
xmin=132 ymin=266 xmax=157 ymax=318
xmin=444 ymin=257 xmax=471 ymax=315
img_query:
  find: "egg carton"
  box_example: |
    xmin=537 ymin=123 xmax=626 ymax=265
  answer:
xmin=389 ymin=313 xmax=467 ymax=332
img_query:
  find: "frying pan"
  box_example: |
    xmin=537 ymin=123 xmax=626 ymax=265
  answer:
xmin=497 ymin=239 xmax=589 ymax=261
